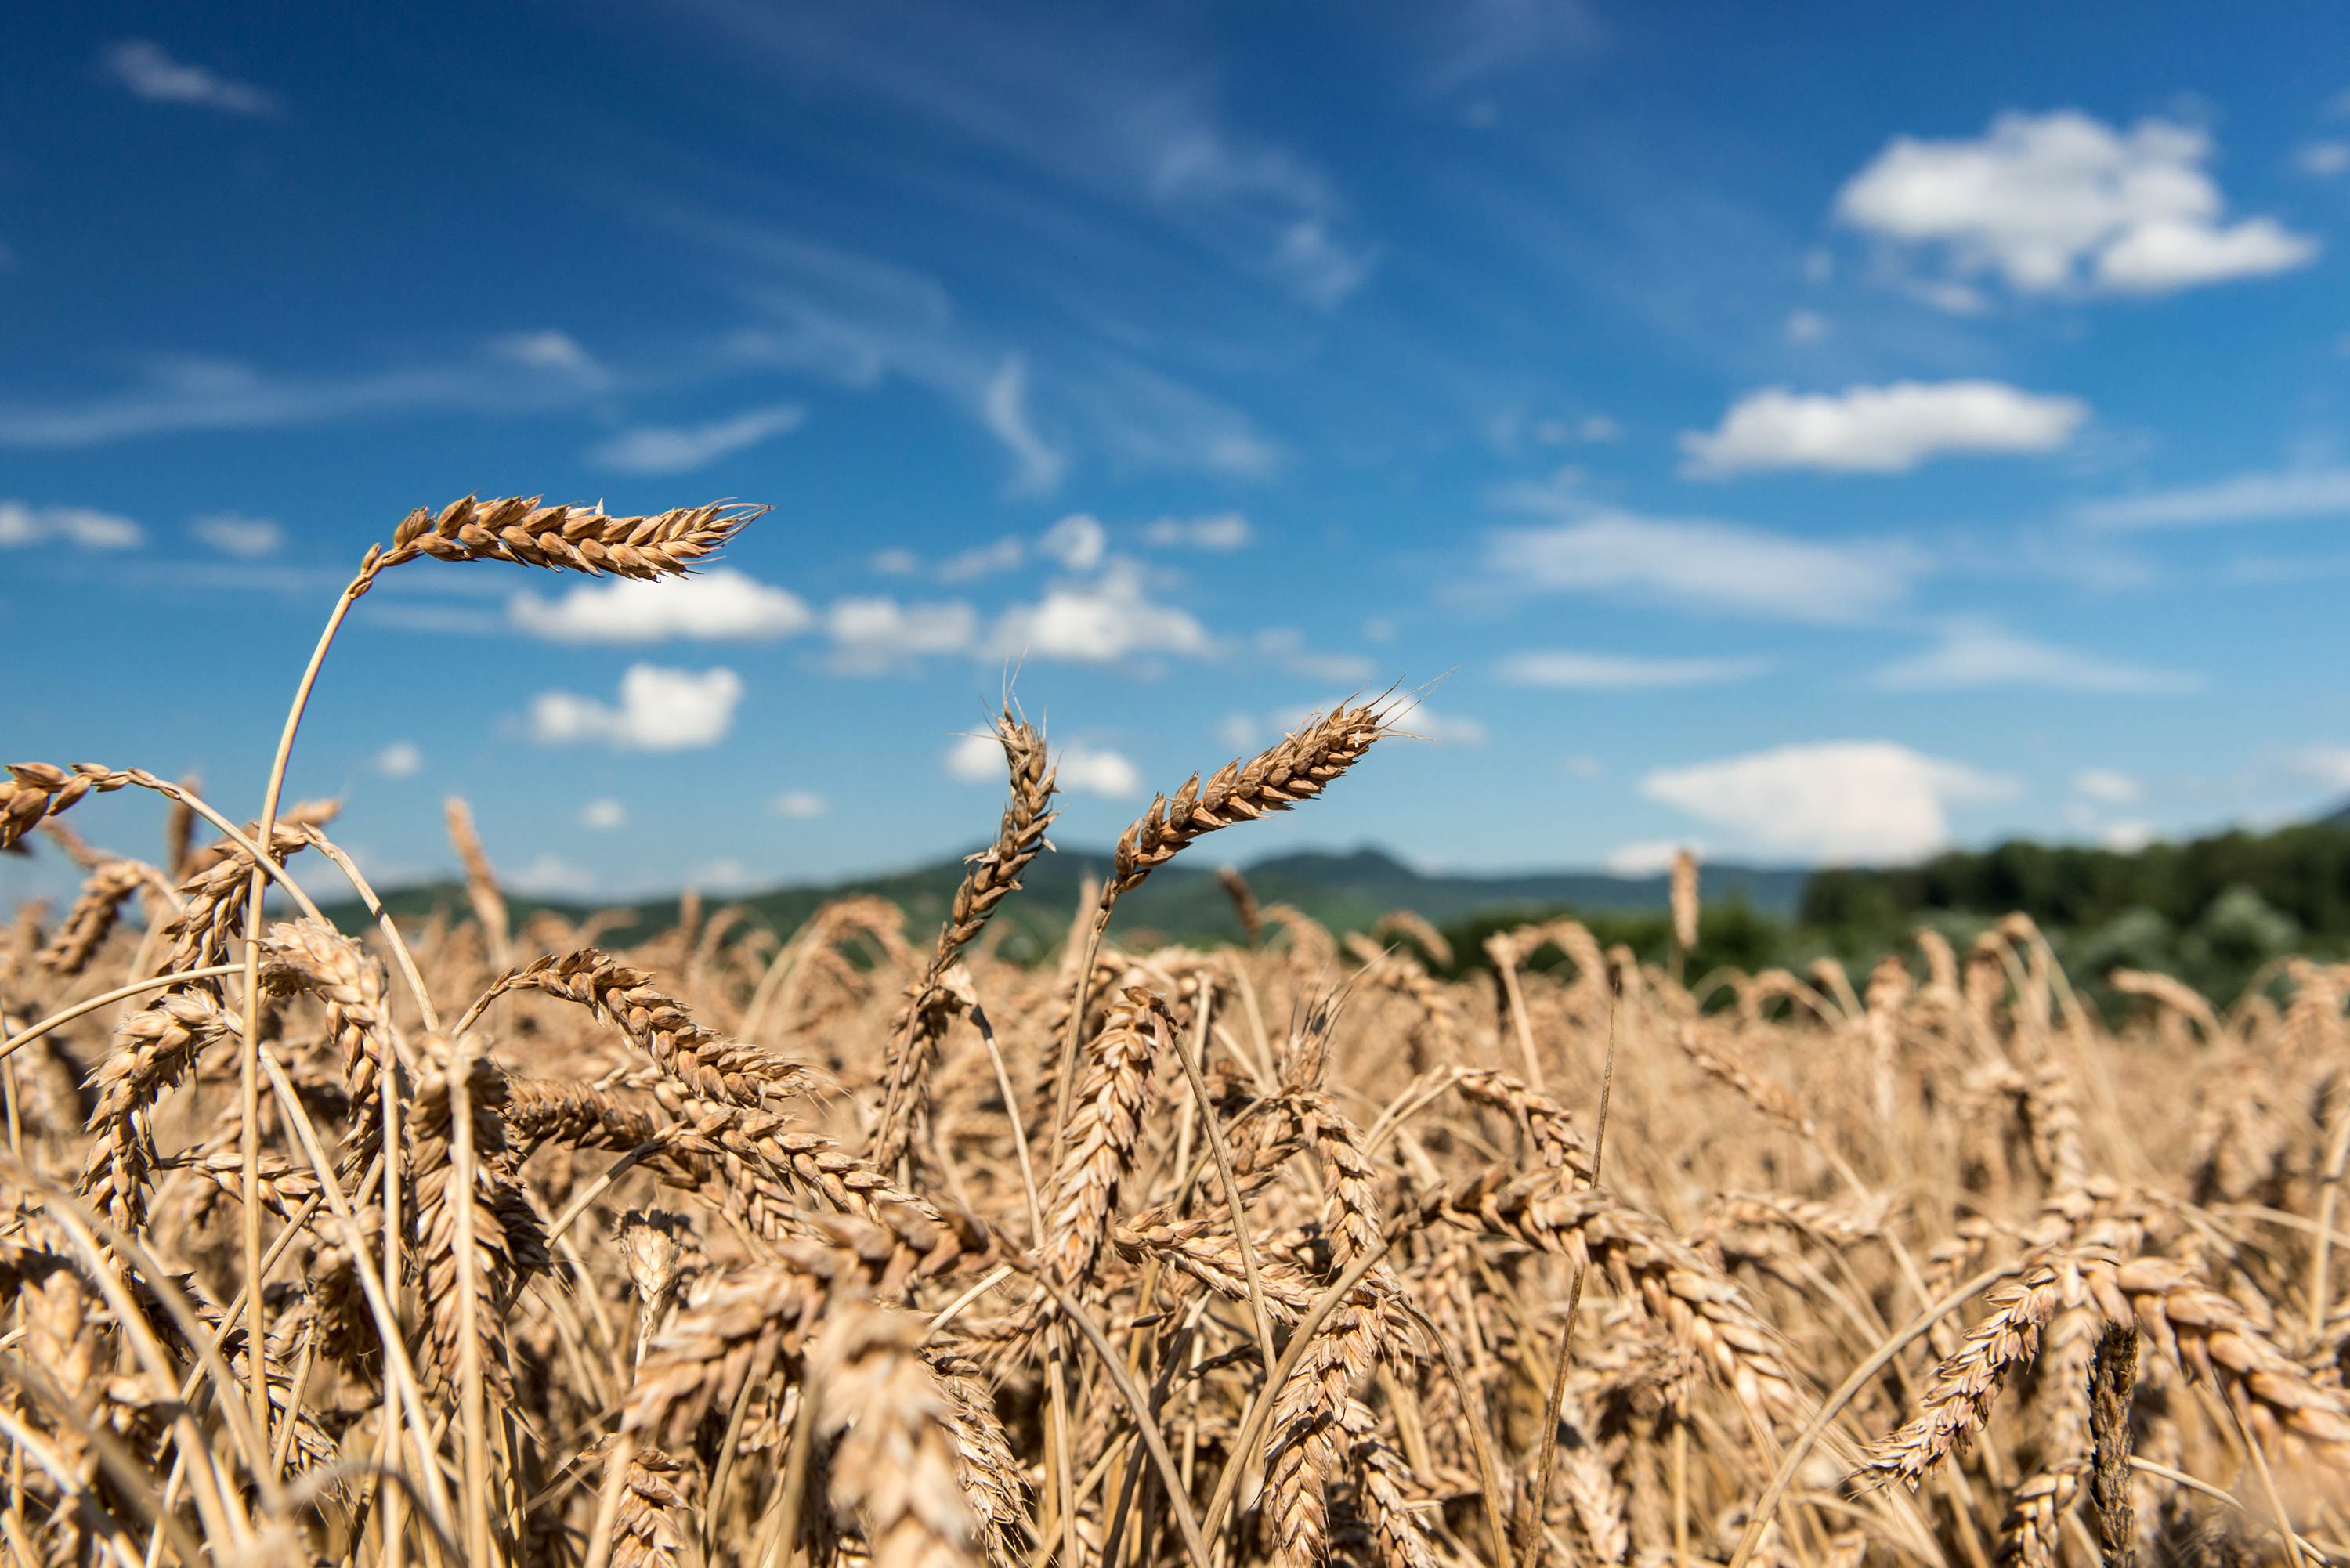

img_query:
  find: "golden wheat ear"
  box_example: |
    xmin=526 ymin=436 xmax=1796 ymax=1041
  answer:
xmin=378 ymin=495 xmax=766 ymax=577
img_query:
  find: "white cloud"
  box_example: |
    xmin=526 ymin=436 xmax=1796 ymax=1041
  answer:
xmin=1401 ymin=707 xmax=1488 ymax=746
xmin=1835 ymin=110 xmax=2317 ymax=298
xmin=938 ymin=537 xmax=1027 ymax=582
xmin=2073 ymin=769 xmax=2143 ymax=805
xmin=1495 ymin=650 xmax=1770 ymax=689
xmin=1057 ymin=743 xmax=1144 ymax=797
xmin=1039 ymin=514 xmax=1108 ymax=570
xmin=688 ymin=858 xmax=760 ymax=892
xmin=191 ymin=514 xmax=283 ymax=557
xmin=772 ymin=790 xmax=827 ymax=818
xmin=946 ymin=732 xmax=1007 ymax=783
xmin=2074 ymin=468 xmax=2350 ymax=529
xmin=1217 ymin=713 xmax=1262 ymax=751
xmin=981 ymin=355 xmax=1066 ymax=493
xmin=508 ymin=854 xmax=597 ymax=898
xmin=1143 ymin=511 xmax=1252 ymax=551
xmin=1252 ymin=628 xmax=1374 ymax=683
xmin=494 ymin=331 xmax=602 ymax=377
xmin=1681 ymin=381 xmax=2088 ymax=475
xmin=870 ymin=548 xmax=920 ymax=575
xmin=1872 ymin=622 xmax=2200 ymax=694
xmin=376 ymin=741 xmax=423 ymax=779
xmin=0 ymin=500 xmax=143 ymax=550
xmin=1605 ymin=840 xmax=1697 ymax=876
xmin=529 ymin=664 xmax=744 ymax=751
xmin=2288 ymin=746 xmax=2350 ymax=793
xmin=828 ymin=597 xmax=980 ymax=674
xmin=991 ymin=562 xmax=1210 ymax=662
xmin=104 ymin=40 xmax=275 ymax=114
xmin=1485 ymin=509 xmax=1921 ymax=623
xmin=0 ymin=349 xmax=605 ymax=449
xmin=1785 ymin=309 xmax=1828 ymax=343
xmin=510 ymin=569 xmax=814 ymax=644
xmin=2300 ymin=141 xmax=2350 ymax=178
xmin=1642 ymin=740 xmax=2019 ymax=865
xmin=588 ymin=403 xmax=804 ymax=475
xmin=580 ymin=798 xmax=627 ymax=830
xmin=2102 ymin=822 xmax=2156 ymax=853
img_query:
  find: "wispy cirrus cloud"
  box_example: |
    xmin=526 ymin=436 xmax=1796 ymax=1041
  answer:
xmin=104 ymin=40 xmax=276 ymax=115
xmin=2074 ymin=468 xmax=2350 ymax=529
xmin=1872 ymin=621 xmax=2200 ymax=693
xmin=588 ymin=403 xmax=805 ymax=475
xmin=0 ymin=345 xmax=604 ymax=449
xmin=1495 ymin=649 xmax=1770 ymax=689
xmin=1484 ymin=498 xmax=1923 ymax=623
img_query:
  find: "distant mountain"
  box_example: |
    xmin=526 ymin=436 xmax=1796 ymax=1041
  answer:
xmin=319 ymin=844 xmax=1809 ymax=956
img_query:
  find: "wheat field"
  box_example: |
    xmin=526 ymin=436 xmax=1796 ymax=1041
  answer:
xmin=0 ymin=495 xmax=2345 ymax=1568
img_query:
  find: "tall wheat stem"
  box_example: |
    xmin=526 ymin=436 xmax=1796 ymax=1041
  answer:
xmin=239 ymin=566 xmax=371 ymax=1452
xmin=1520 ymin=998 xmax=1618 ymax=1568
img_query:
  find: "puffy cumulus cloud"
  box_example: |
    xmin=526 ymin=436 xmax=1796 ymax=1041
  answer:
xmin=580 ymin=798 xmax=627 ymax=830
xmin=529 ymin=664 xmax=744 ymax=751
xmin=1681 ymin=381 xmax=2087 ymax=475
xmin=510 ymin=569 xmax=813 ymax=644
xmin=772 ymin=790 xmax=827 ymax=818
xmin=2288 ymin=746 xmax=2350 ymax=793
xmin=1039 ymin=514 xmax=1107 ymax=571
xmin=1143 ymin=511 xmax=1252 ymax=551
xmin=0 ymin=500 xmax=143 ymax=550
xmin=376 ymin=741 xmax=423 ymax=779
xmin=1835 ymin=110 xmax=2316 ymax=299
xmin=2301 ymin=142 xmax=2350 ymax=178
xmin=990 ymin=562 xmax=1210 ymax=663
xmin=1056 ymin=743 xmax=1143 ymax=798
xmin=191 ymin=514 xmax=284 ymax=557
xmin=1642 ymin=741 xmax=2018 ymax=865
xmin=1873 ymin=622 xmax=2200 ymax=694
xmin=688 ymin=858 xmax=761 ymax=893
xmin=508 ymin=854 xmax=597 ymax=898
xmin=2072 ymin=769 xmax=2143 ymax=805
xmin=945 ymin=732 xmax=1007 ymax=784
xmin=104 ymin=40 xmax=274 ymax=114
xmin=1495 ymin=650 xmax=1770 ymax=689
xmin=1485 ymin=510 xmax=1921 ymax=623
xmin=2074 ymin=468 xmax=2350 ymax=529
xmin=938 ymin=515 xmax=1103 ymax=582
xmin=952 ymin=729 xmax=1133 ymax=795
xmin=588 ymin=403 xmax=804 ymax=475
xmin=827 ymin=598 xmax=980 ymax=674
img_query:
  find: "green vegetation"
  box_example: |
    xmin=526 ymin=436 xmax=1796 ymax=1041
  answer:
xmin=330 ymin=818 xmax=2350 ymax=1012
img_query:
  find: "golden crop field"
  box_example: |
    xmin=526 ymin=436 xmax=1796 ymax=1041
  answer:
xmin=1 ymin=497 xmax=2344 ymax=1568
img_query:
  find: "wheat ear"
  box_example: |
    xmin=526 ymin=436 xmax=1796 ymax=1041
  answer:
xmin=874 ymin=708 xmax=1058 ymax=1176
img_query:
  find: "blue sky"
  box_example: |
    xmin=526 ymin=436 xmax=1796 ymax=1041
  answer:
xmin=6 ymin=1 xmax=2350 ymax=903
